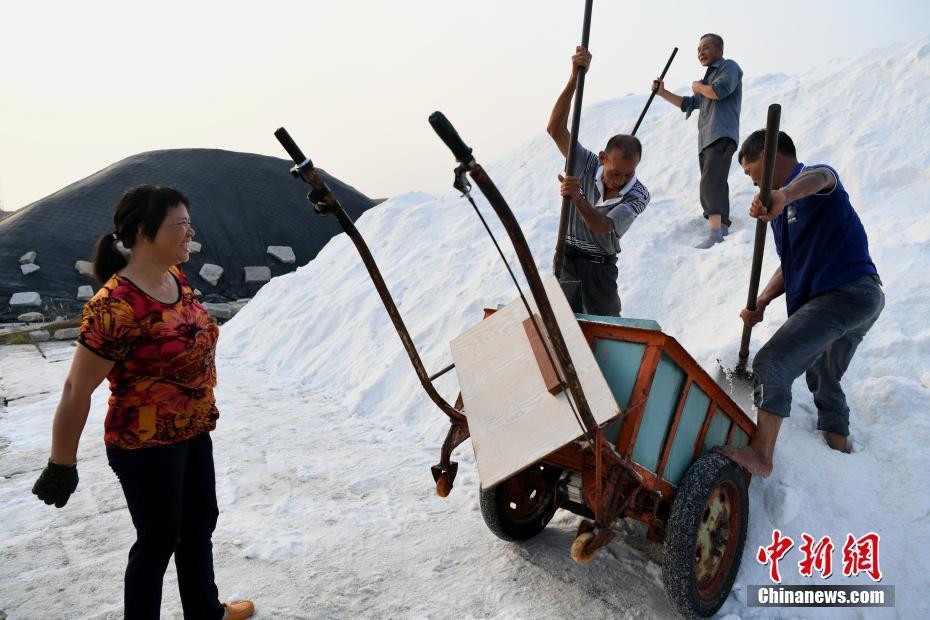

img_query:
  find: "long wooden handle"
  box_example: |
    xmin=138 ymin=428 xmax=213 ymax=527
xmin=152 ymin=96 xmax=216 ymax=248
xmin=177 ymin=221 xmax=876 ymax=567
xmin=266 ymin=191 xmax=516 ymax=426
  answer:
xmin=739 ymin=104 xmax=782 ymax=363
xmin=552 ymin=0 xmax=594 ymax=277
xmin=632 ymin=47 xmax=678 ymax=136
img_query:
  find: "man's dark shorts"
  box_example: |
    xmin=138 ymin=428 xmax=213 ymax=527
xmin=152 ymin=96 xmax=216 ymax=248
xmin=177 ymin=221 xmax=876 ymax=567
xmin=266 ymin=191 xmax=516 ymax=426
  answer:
xmin=752 ymin=275 xmax=885 ymax=436
xmin=558 ymin=246 xmax=621 ymax=316
xmin=698 ymin=138 xmax=737 ymax=227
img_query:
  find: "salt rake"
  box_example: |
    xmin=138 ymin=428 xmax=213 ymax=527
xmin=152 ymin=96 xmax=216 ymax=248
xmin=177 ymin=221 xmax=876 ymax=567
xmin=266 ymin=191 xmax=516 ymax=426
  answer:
xmin=715 ymin=103 xmax=782 ymax=414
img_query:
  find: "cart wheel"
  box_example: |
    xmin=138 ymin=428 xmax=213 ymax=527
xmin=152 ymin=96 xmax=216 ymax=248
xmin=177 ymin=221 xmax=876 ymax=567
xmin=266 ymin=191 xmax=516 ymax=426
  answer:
xmin=570 ymin=531 xmax=599 ymax=564
xmin=479 ymin=464 xmax=561 ymax=542
xmin=662 ymin=452 xmax=748 ymax=618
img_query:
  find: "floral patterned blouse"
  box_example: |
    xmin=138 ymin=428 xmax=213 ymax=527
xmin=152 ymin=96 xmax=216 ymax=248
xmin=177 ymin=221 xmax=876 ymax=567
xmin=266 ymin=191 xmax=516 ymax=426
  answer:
xmin=78 ymin=265 xmax=220 ymax=449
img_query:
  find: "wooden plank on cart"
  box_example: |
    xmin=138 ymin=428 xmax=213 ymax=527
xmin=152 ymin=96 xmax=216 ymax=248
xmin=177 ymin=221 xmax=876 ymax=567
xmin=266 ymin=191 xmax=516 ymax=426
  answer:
xmin=522 ymin=313 xmax=565 ymax=395
xmin=450 ymin=276 xmax=618 ymax=488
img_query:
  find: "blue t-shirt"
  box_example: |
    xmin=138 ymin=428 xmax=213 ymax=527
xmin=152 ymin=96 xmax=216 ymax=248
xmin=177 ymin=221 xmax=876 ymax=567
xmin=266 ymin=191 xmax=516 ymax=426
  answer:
xmin=772 ymin=163 xmax=878 ymax=315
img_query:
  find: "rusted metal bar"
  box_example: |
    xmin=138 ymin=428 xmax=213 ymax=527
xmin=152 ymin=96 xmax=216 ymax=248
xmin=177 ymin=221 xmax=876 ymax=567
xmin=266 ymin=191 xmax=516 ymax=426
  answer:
xmin=428 ymin=363 xmax=455 ymax=382
xmin=322 ymin=209 xmax=466 ymax=425
xmin=429 ymin=111 xmax=669 ymax=540
xmin=467 ymin=163 xmax=599 ymax=436
xmin=273 ymin=127 xmax=465 ymax=426
xmin=428 ymin=111 xmax=599 ymax=439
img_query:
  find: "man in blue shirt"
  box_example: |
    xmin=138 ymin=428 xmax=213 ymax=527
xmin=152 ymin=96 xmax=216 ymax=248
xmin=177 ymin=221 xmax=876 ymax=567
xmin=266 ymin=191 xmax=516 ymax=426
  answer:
xmin=653 ymin=34 xmax=742 ymax=249
xmin=718 ymin=130 xmax=884 ymax=477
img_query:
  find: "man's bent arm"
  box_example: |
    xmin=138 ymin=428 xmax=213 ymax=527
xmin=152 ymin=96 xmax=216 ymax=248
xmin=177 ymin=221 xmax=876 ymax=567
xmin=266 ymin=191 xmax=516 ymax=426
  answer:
xmin=752 ymin=167 xmax=838 ymax=221
xmin=573 ymin=196 xmax=615 ymax=236
xmin=691 ymin=82 xmax=719 ymax=100
xmin=547 ymin=74 xmax=577 ymax=157
xmin=654 ymin=80 xmax=685 ymax=109
xmin=757 ymin=266 xmax=785 ymax=308
xmin=781 ymin=168 xmax=837 ymax=204
xmin=548 ymin=48 xmax=590 ymax=157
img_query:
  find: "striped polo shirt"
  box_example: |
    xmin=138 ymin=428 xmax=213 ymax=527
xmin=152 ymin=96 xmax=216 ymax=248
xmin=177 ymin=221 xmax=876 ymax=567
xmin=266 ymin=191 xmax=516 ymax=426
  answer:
xmin=566 ymin=143 xmax=650 ymax=256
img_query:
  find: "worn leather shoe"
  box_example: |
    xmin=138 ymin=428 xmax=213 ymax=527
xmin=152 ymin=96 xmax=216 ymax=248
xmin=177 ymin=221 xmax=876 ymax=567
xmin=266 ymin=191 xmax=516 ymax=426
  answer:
xmin=222 ymin=600 xmax=255 ymax=619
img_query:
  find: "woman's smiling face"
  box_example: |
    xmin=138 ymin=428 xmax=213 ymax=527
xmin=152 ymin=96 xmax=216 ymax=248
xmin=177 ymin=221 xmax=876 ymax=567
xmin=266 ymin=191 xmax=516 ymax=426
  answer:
xmin=151 ymin=204 xmax=194 ymax=264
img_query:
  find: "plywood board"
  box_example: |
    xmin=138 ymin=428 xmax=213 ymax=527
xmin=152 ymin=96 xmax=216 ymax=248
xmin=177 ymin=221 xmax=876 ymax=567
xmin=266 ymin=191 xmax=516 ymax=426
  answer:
xmin=450 ymin=276 xmax=619 ymax=488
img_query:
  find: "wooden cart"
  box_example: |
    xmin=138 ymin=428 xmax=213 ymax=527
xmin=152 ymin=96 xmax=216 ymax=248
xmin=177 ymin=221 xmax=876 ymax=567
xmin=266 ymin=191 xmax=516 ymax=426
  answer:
xmin=274 ymin=118 xmax=757 ymax=617
xmin=454 ymin=291 xmax=756 ymax=617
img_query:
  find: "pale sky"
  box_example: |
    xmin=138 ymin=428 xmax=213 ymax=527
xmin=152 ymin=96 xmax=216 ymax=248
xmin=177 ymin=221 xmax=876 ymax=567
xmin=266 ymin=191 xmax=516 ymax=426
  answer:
xmin=1 ymin=0 xmax=928 ymax=210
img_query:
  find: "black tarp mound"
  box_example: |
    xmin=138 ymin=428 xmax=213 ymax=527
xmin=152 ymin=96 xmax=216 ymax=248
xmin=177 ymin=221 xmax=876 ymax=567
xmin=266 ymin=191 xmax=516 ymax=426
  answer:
xmin=0 ymin=149 xmax=376 ymax=319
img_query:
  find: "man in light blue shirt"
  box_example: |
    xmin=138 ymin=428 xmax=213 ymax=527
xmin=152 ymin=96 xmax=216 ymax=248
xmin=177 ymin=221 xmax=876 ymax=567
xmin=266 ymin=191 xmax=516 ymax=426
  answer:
xmin=653 ymin=34 xmax=742 ymax=249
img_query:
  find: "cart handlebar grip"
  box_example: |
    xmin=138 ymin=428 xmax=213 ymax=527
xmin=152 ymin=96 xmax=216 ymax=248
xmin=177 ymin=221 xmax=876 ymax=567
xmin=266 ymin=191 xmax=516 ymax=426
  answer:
xmin=274 ymin=127 xmax=310 ymax=167
xmin=429 ymin=112 xmax=473 ymax=164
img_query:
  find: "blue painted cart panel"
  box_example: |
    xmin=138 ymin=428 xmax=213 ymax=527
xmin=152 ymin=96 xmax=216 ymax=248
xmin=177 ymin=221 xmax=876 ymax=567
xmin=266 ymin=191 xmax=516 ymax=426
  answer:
xmin=702 ymin=409 xmax=732 ymax=453
xmin=732 ymin=426 xmax=750 ymax=447
xmin=591 ymin=339 xmax=646 ymax=411
xmin=663 ymin=385 xmax=711 ymax=485
xmin=632 ymin=354 xmax=685 ymax=472
xmin=591 ymin=338 xmax=645 ymax=444
xmin=580 ymin=315 xmax=751 ymax=483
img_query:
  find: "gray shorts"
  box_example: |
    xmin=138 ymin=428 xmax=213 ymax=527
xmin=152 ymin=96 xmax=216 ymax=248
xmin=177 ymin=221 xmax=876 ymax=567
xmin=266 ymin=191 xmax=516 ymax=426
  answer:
xmin=698 ymin=138 xmax=737 ymax=227
xmin=752 ymin=275 xmax=885 ymax=436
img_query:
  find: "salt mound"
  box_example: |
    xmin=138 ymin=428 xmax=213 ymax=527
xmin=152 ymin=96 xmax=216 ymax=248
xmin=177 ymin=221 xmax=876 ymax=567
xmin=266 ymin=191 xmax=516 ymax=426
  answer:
xmin=219 ymin=37 xmax=930 ymax=614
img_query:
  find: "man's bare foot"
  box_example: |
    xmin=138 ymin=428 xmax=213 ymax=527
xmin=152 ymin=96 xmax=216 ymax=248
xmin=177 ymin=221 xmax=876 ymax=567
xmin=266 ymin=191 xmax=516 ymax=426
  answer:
xmin=823 ymin=431 xmax=851 ymax=453
xmin=715 ymin=444 xmax=773 ymax=477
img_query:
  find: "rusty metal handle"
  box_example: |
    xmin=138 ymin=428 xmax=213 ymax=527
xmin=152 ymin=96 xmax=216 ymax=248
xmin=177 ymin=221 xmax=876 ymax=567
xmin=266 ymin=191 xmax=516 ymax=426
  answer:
xmin=274 ymin=127 xmax=309 ymax=166
xmin=428 ymin=112 xmax=473 ymax=165
xmin=430 ymin=112 xmax=599 ymax=439
xmin=273 ymin=129 xmax=465 ymax=426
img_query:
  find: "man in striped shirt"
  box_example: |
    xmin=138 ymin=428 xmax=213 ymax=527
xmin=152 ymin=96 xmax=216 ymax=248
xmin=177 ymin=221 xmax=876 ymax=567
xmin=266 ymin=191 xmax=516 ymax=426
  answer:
xmin=548 ymin=46 xmax=651 ymax=316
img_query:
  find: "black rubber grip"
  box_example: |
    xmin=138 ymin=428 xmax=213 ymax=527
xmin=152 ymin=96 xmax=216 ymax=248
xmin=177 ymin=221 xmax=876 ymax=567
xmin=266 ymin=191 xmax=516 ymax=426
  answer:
xmin=274 ymin=127 xmax=307 ymax=165
xmin=428 ymin=112 xmax=473 ymax=164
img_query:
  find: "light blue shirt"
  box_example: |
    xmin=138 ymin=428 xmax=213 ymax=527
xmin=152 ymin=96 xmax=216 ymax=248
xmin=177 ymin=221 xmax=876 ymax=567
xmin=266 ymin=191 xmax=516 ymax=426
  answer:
xmin=680 ymin=57 xmax=742 ymax=152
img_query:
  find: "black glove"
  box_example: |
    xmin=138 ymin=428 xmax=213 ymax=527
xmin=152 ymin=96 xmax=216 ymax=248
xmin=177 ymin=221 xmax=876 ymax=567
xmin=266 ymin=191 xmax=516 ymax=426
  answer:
xmin=32 ymin=460 xmax=79 ymax=508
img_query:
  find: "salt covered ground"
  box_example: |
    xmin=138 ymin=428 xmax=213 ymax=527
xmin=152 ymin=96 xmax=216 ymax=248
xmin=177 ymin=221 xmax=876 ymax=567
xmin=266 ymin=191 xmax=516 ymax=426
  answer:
xmin=3 ymin=37 xmax=930 ymax=618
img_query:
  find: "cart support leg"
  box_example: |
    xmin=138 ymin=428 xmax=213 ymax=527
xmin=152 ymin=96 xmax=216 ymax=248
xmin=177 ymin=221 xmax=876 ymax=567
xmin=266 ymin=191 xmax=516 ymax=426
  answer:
xmin=571 ymin=435 xmax=645 ymax=563
xmin=431 ymin=421 xmax=470 ymax=497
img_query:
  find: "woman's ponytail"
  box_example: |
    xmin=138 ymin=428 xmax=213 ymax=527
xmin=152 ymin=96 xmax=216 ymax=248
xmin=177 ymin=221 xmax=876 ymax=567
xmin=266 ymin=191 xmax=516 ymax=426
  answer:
xmin=92 ymin=233 xmax=128 ymax=283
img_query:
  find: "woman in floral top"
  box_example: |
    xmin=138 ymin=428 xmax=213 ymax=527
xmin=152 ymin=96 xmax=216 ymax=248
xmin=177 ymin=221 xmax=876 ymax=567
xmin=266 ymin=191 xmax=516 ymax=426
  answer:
xmin=32 ymin=185 xmax=254 ymax=620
